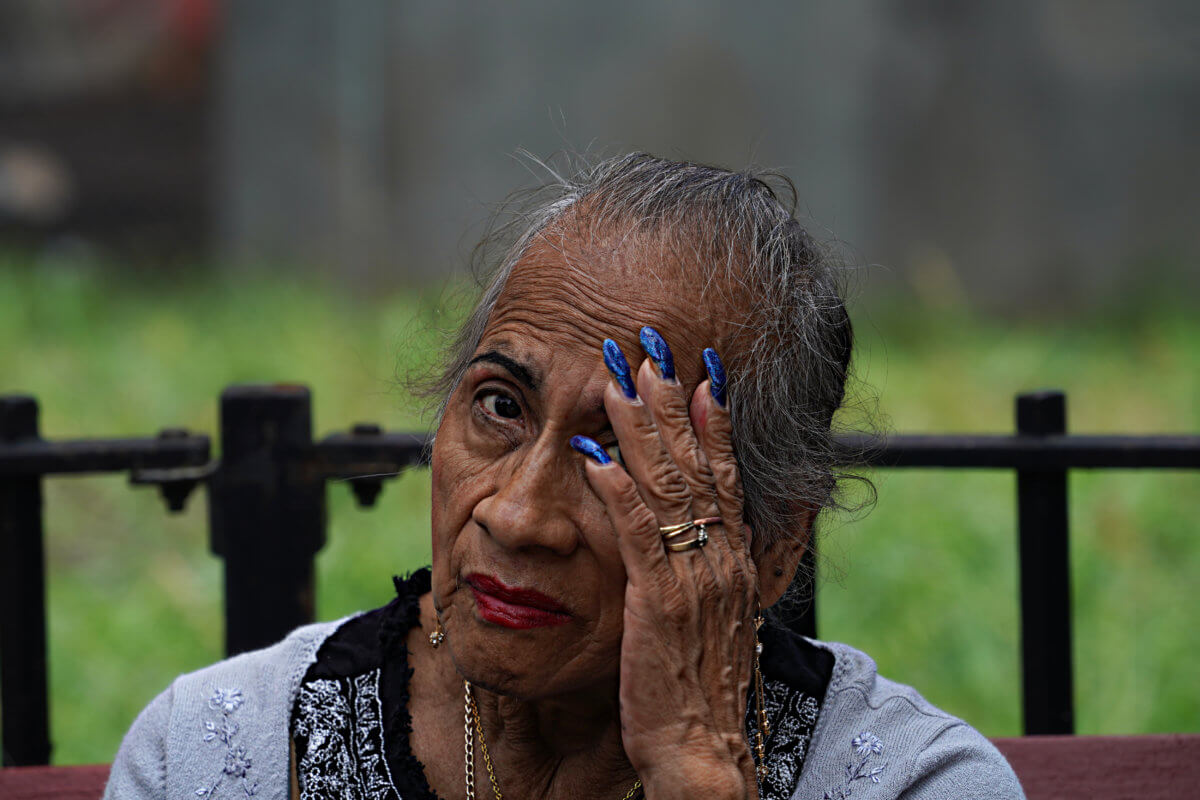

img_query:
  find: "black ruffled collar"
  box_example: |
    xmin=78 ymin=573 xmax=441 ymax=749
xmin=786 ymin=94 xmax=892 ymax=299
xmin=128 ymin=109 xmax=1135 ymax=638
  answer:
xmin=380 ymin=567 xmax=440 ymax=800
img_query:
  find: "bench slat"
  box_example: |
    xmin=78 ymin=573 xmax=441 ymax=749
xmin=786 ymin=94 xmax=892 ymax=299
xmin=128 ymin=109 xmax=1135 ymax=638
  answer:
xmin=2 ymin=736 xmax=1199 ymax=799
xmin=0 ymin=764 xmax=109 ymax=799
xmin=992 ymin=734 xmax=1200 ymax=800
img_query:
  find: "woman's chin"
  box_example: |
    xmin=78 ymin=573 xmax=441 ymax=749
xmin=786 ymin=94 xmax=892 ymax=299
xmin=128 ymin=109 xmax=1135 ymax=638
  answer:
xmin=447 ymin=617 xmax=614 ymax=699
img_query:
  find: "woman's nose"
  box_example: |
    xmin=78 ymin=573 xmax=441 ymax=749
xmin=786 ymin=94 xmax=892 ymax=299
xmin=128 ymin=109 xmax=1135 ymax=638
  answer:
xmin=471 ymin=439 xmax=580 ymax=556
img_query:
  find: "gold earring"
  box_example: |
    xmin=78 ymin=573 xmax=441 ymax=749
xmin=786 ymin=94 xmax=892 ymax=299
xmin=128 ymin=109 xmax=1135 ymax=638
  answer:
xmin=753 ymin=611 xmax=769 ymax=779
xmin=429 ymin=616 xmax=445 ymax=649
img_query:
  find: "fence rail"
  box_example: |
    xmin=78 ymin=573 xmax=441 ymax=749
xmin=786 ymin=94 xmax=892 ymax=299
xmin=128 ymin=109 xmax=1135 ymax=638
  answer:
xmin=2 ymin=386 xmax=1198 ymax=766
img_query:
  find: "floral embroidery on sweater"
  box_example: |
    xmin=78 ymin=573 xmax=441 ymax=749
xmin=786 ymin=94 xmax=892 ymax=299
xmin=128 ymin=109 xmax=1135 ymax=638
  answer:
xmin=823 ymin=731 xmax=886 ymax=799
xmin=196 ymin=687 xmax=258 ymax=797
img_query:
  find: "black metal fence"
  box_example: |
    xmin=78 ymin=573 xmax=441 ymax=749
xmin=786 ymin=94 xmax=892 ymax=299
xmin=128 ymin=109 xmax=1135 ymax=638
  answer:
xmin=2 ymin=385 xmax=1198 ymax=766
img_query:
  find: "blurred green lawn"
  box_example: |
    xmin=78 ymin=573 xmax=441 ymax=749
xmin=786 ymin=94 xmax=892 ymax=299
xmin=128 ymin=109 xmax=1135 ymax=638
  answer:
xmin=1 ymin=253 xmax=1197 ymax=764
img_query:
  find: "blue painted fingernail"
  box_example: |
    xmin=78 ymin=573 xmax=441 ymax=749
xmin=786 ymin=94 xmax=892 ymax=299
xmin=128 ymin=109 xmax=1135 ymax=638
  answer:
xmin=603 ymin=339 xmax=638 ymax=399
xmin=570 ymin=435 xmax=612 ymax=465
xmin=639 ymin=326 xmax=675 ymax=381
xmin=702 ymin=347 xmax=727 ymax=407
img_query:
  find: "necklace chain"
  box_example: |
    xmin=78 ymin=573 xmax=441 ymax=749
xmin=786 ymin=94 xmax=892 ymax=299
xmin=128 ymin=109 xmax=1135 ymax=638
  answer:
xmin=753 ymin=614 xmax=770 ymax=779
xmin=465 ymin=681 xmax=504 ymax=800
xmin=462 ymin=680 xmax=643 ymax=800
xmin=463 ymin=682 xmax=477 ymax=800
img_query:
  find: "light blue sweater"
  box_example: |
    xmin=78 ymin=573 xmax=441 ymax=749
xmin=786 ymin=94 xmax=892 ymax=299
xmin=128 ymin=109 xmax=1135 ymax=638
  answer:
xmin=104 ymin=618 xmax=1025 ymax=799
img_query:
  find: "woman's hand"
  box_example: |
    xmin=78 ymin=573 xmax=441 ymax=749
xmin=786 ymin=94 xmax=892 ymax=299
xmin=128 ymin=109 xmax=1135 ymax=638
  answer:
xmin=572 ymin=328 xmax=759 ymax=800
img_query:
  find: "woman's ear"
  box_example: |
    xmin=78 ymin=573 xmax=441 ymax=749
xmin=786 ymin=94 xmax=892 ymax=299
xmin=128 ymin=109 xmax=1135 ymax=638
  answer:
xmin=753 ymin=506 xmax=816 ymax=608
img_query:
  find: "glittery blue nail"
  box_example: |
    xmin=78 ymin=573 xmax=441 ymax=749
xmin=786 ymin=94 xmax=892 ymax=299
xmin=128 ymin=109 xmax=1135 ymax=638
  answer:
xmin=639 ymin=326 xmax=675 ymax=381
xmin=570 ymin=435 xmax=612 ymax=465
xmin=702 ymin=347 xmax=726 ymax=407
xmin=602 ymin=339 xmax=637 ymax=399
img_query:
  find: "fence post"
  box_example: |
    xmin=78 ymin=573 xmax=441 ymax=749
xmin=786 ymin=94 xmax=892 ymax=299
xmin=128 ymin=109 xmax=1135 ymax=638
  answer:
xmin=0 ymin=396 xmax=51 ymax=766
xmin=1015 ymin=391 xmax=1075 ymax=734
xmin=208 ymin=386 xmax=326 ymax=656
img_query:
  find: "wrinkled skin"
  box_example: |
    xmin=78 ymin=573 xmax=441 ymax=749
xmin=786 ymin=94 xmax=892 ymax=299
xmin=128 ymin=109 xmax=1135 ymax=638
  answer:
xmin=407 ymin=220 xmax=809 ymax=800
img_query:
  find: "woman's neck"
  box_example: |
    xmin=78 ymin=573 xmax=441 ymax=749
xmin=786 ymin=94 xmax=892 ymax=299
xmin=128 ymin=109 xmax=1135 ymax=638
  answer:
xmin=473 ymin=682 xmax=640 ymax=800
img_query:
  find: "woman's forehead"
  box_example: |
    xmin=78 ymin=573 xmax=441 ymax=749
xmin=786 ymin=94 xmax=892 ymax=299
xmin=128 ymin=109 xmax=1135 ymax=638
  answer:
xmin=491 ymin=230 xmax=724 ymax=338
xmin=480 ymin=232 xmax=738 ymax=388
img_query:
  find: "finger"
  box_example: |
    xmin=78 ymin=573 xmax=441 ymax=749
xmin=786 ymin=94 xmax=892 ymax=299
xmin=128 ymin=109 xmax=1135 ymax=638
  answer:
xmin=637 ymin=329 xmax=719 ymax=521
xmin=692 ymin=347 xmax=749 ymax=558
xmin=601 ymin=337 xmax=695 ymax=527
xmin=601 ymin=375 xmax=724 ymax=592
xmin=636 ymin=353 xmax=721 ymax=523
xmin=569 ymin=434 xmax=675 ymax=590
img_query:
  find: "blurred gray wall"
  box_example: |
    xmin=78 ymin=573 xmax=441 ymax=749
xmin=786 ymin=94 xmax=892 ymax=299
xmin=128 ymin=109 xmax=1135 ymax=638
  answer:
xmin=217 ymin=0 xmax=1200 ymax=311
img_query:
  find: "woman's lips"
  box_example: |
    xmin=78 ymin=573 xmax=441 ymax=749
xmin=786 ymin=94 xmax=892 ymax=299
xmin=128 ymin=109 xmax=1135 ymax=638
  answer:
xmin=465 ymin=573 xmax=572 ymax=629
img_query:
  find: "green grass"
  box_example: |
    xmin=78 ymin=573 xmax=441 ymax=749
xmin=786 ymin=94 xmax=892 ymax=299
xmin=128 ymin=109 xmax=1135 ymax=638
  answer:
xmin=1 ymin=253 xmax=1197 ymax=764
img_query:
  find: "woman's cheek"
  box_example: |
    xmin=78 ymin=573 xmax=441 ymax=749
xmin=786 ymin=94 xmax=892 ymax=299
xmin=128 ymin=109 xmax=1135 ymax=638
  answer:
xmin=429 ymin=437 xmax=470 ymax=573
xmin=581 ymin=504 xmax=626 ymax=574
xmin=430 ymin=439 xmax=496 ymax=564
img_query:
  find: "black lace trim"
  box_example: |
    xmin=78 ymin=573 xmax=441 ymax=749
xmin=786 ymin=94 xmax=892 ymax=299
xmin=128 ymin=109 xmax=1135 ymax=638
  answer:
xmin=379 ymin=569 xmax=438 ymax=800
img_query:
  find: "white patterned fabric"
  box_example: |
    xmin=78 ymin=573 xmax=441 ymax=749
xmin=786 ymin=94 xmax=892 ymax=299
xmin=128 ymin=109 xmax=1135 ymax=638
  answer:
xmin=293 ymin=671 xmax=400 ymax=800
xmin=746 ymin=676 xmax=823 ymax=800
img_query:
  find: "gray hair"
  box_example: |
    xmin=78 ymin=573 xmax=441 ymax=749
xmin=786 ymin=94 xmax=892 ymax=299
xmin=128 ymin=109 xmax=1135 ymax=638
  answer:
xmin=424 ymin=153 xmax=863 ymax=575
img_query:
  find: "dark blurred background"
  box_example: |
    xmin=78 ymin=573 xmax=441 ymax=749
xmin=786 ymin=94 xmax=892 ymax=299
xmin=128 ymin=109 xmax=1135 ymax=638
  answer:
xmin=3 ymin=0 xmax=1198 ymax=308
xmin=2 ymin=0 xmax=1198 ymax=764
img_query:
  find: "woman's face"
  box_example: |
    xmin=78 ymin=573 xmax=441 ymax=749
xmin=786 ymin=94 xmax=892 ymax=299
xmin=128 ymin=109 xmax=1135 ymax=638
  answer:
xmin=430 ymin=227 xmax=715 ymax=700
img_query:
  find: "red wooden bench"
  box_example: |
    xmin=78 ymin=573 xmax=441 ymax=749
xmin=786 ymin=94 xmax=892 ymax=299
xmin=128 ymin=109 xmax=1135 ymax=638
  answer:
xmin=0 ymin=763 xmax=108 ymax=799
xmin=2 ymin=735 xmax=1197 ymax=799
xmin=993 ymin=734 xmax=1200 ymax=798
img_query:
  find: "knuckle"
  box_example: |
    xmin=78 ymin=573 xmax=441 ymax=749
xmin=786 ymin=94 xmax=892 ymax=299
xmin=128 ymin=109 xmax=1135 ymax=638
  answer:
xmin=643 ymin=459 xmax=691 ymax=507
xmin=626 ymin=503 xmax=660 ymax=536
xmin=709 ymin=431 xmax=737 ymax=460
xmin=629 ymin=411 xmax=663 ymax=443
xmin=709 ymin=454 xmax=742 ymax=488
xmin=713 ymin=467 xmax=745 ymax=507
xmin=613 ymin=478 xmax=649 ymax=514
xmin=676 ymin=442 xmax=715 ymax=486
xmin=653 ymin=390 xmax=692 ymax=427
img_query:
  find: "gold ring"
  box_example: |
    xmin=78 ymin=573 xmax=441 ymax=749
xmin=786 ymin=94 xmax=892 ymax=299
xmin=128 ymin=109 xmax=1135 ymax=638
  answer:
xmin=658 ymin=516 xmax=722 ymax=539
xmin=665 ymin=526 xmax=710 ymax=552
xmin=662 ymin=526 xmax=702 ymax=543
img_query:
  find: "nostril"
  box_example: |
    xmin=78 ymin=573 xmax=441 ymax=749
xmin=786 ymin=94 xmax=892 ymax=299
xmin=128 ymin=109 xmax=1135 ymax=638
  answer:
xmin=469 ymin=445 xmax=583 ymax=556
xmin=474 ymin=494 xmax=578 ymax=556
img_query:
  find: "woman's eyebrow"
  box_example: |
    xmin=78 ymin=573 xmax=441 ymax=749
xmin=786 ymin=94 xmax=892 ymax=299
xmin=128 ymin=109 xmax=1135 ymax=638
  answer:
xmin=467 ymin=350 xmax=540 ymax=391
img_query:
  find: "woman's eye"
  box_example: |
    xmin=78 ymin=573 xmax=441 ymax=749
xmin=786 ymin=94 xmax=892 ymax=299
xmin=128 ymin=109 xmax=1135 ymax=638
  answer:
xmin=604 ymin=443 xmax=623 ymax=466
xmin=480 ymin=392 xmax=522 ymax=420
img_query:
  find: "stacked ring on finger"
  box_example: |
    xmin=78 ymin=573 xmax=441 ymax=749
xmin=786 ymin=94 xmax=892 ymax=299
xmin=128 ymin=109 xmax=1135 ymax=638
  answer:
xmin=659 ymin=517 xmax=722 ymax=552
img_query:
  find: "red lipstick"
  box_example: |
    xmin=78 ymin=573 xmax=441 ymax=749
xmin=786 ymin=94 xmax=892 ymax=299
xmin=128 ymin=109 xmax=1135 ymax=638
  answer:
xmin=465 ymin=573 xmax=571 ymax=629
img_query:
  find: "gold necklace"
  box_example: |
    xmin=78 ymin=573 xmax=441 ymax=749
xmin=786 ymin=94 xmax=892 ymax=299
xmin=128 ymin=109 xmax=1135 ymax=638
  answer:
xmin=753 ymin=613 xmax=771 ymax=779
xmin=463 ymin=680 xmax=643 ymax=800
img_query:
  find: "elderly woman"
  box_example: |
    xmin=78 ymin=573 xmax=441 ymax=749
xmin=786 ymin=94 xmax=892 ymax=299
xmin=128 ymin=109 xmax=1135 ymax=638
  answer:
xmin=106 ymin=154 xmax=1023 ymax=800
